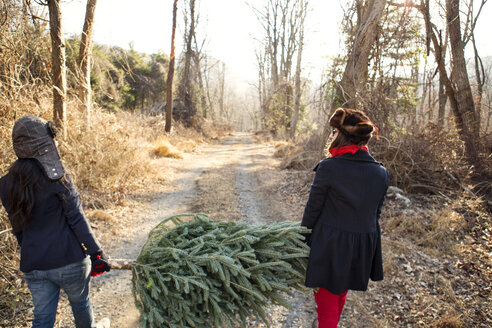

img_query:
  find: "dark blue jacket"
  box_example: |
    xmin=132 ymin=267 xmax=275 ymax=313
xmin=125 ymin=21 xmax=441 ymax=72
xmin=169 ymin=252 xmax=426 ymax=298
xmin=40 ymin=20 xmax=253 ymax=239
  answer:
xmin=0 ymin=170 xmax=101 ymax=273
xmin=301 ymin=150 xmax=389 ymax=294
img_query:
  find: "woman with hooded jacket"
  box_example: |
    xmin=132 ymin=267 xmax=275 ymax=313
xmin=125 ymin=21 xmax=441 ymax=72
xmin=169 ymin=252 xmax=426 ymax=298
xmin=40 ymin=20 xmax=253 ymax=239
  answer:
xmin=302 ymin=108 xmax=389 ymax=328
xmin=0 ymin=116 xmax=111 ymax=328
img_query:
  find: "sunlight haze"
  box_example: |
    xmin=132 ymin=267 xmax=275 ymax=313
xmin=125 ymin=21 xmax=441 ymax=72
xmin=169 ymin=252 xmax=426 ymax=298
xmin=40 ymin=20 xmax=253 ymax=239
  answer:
xmin=61 ymin=0 xmax=492 ymax=85
xmin=62 ymin=0 xmax=343 ymax=82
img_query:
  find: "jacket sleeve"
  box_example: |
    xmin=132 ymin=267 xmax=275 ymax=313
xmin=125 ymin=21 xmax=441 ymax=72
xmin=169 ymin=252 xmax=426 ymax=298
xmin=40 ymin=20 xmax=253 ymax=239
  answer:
xmin=376 ymin=169 xmax=390 ymax=221
xmin=55 ymin=175 xmax=101 ymax=255
xmin=301 ymin=161 xmax=331 ymax=230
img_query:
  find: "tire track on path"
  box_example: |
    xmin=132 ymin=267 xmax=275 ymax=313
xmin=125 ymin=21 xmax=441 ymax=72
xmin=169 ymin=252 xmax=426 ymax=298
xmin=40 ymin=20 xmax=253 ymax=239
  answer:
xmin=225 ymin=132 xmax=316 ymax=328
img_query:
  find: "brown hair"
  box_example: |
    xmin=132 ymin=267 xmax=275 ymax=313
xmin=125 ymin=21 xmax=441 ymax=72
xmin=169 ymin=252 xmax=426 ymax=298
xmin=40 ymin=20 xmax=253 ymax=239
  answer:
xmin=328 ymin=107 xmax=375 ymax=148
xmin=329 ymin=130 xmax=354 ymax=149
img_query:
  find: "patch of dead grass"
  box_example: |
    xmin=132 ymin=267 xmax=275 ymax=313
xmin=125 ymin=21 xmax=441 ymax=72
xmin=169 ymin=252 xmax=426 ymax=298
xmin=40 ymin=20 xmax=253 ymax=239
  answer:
xmin=382 ymin=203 xmax=466 ymax=256
xmin=428 ymin=315 xmax=463 ymax=328
xmin=273 ymin=143 xmax=299 ymax=158
xmin=88 ymin=210 xmax=114 ymax=222
xmin=151 ymin=137 xmax=184 ymax=159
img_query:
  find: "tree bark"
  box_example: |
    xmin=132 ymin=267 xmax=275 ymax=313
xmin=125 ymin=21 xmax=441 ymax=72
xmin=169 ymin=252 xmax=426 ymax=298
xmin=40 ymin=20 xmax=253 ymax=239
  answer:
xmin=290 ymin=1 xmax=306 ymax=140
xmin=319 ymin=0 xmax=386 ymax=157
xmin=219 ymin=62 xmax=225 ymax=120
xmin=48 ymin=0 xmax=67 ymax=137
xmin=446 ymin=0 xmax=481 ymax=167
xmin=179 ymin=0 xmax=196 ymax=124
xmin=77 ymin=0 xmax=97 ymax=127
xmin=165 ymin=0 xmax=178 ymax=133
xmin=472 ymin=34 xmax=484 ymax=133
xmin=421 ymin=0 xmax=482 ymax=172
xmin=437 ymin=72 xmax=447 ymax=129
xmin=337 ymin=0 xmax=386 ymax=108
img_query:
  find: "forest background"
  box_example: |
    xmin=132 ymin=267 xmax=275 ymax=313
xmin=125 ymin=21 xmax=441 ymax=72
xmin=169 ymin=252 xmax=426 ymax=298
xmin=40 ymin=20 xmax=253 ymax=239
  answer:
xmin=0 ymin=0 xmax=491 ymax=327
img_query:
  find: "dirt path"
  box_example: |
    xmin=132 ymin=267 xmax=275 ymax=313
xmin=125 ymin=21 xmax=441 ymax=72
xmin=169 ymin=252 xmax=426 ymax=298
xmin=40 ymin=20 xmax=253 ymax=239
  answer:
xmin=57 ymin=132 xmax=316 ymax=328
xmin=56 ymin=140 xmax=215 ymax=327
xmin=89 ymin=155 xmax=208 ymax=328
xmin=195 ymin=133 xmax=316 ymax=327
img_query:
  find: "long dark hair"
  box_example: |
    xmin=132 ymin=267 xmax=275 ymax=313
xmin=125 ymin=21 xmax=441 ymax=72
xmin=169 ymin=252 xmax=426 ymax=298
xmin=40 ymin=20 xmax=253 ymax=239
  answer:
xmin=5 ymin=158 xmax=47 ymax=234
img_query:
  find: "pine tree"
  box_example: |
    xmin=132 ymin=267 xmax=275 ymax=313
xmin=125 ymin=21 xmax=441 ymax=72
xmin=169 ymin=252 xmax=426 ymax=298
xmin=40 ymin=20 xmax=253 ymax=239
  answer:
xmin=132 ymin=214 xmax=310 ymax=328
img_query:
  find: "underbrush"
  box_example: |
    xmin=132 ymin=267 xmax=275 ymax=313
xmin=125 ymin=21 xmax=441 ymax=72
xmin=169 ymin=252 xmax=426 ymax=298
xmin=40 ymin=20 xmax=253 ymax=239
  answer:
xmin=378 ymin=191 xmax=492 ymax=326
xmin=274 ymin=123 xmax=491 ymax=203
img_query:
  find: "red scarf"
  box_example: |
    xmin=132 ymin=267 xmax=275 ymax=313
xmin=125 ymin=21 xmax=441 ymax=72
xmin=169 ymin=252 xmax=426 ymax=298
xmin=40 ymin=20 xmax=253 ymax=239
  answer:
xmin=329 ymin=145 xmax=368 ymax=158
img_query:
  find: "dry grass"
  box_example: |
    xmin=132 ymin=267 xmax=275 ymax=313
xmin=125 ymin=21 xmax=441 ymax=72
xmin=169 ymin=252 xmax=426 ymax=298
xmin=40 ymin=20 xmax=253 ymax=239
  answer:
xmin=151 ymin=137 xmax=184 ymax=159
xmin=175 ymin=139 xmax=198 ymax=152
xmin=428 ymin=316 xmax=464 ymax=328
xmin=88 ymin=210 xmax=114 ymax=222
xmin=382 ymin=201 xmax=467 ymax=256
xmin=273 ymin=143 xmax=299 ymax=158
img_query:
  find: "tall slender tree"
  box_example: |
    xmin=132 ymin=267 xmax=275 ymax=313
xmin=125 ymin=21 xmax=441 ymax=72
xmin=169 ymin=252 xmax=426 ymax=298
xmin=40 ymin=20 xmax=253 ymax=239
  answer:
xmin=165 ymin=0 xmax=179 ymax=133
xmin=421 ymin=0 xmax=483 ymax=172
xmin=290 ymin=0 xmax=307 ymax=139
xmin=77 ymin=0 xmax=97 ymax=127
xmin=176 ymin=0 xmax=197 ymax=126
xmin=254 ymin=0 xmax=308 ymax=134
xmin=48 ymin=0 xmax=67 ymax=136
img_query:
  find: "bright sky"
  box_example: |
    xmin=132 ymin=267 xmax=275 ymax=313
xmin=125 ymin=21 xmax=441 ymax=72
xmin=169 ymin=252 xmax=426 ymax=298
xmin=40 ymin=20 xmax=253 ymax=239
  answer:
xmin=61 ymin=0 xmax=343 ymax=82
xmin=61 ymin=0 xmax=492 ymax=83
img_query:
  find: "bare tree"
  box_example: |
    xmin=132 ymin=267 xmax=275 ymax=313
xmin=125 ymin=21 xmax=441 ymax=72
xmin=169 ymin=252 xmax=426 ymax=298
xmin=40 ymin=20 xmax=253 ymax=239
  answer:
xmin=463 ymin=0 xmax=488 ymax=133
xmin=175 ymin=0 xmax=197 ymax=126
xmin=77 ymin=0 xmax=97 ymax=127
xmin=48 ymin=0 xmax=67 ymax=136
xmin=420 ymin=0 xmax=482 ymax=172
xmin=165 ymin=0 xmax=178 ymax=133
xmin=219 ymin=62 xmax=225 ymax=120
xmin=254 ymin=0 xmax=308 ymax=134
xmin=290 ymin=0 xmax=307 ymax=139
xmin=319 ymin=0 xmax=386 ymax=156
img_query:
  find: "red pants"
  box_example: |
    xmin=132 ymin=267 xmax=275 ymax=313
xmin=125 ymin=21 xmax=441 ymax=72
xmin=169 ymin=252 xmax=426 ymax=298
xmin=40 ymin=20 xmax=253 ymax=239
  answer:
xmin=313 ymin=288 xmax=348 ymax=328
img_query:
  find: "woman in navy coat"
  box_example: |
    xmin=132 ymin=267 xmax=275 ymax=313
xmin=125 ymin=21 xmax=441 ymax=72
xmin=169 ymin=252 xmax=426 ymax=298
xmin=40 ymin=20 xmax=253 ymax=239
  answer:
xmin=0 ymin=116 xmax=111 ymax=328
xmin=302 ymin=108 xmax=389 ymax=328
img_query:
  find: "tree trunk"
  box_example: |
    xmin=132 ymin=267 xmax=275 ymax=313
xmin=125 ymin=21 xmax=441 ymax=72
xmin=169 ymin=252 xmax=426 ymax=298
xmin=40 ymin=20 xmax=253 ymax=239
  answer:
xmin=203 ymin=57 xmax=216 ymax=121
xmin=181 ymin=0 xmax=196 ymax=123
xmin=427 ymin=77 xmax=433 ymax=122
xmin=437 ymin=72 xmax=447 ymax=129
xmin=48 ymin=0 xmax=67 ymax=137
xmin=337 ymin=0 xmax=386 ymax=108
xmin=165 ymin=0 xmax=178 ymax=133
xmin=219 ymin=62 xmax=225 ymax=120
xmin=319 ymin=0 xmax=386 ymax=157
xmin=290 ymin=4 xmax=305 ymax=140
xmin=472 ymin=35 xmax=483 ymax=134
xmin=77 ymin=0 xmax=97 ymax=127
xmin=446 ymin=0 xmax=481 ymax=167
xmin=418 ymin=70 xmax=428 ymax=126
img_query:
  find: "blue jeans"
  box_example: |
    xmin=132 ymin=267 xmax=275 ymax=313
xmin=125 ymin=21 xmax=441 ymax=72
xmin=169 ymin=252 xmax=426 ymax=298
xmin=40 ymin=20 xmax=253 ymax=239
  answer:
xmin=23 ymin=256 xmax=95 ymax=328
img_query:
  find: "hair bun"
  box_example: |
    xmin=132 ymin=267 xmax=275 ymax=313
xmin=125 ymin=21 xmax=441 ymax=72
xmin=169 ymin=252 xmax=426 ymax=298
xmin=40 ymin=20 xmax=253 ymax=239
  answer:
xmin=329 ymin=107 xmax=375 ymax=144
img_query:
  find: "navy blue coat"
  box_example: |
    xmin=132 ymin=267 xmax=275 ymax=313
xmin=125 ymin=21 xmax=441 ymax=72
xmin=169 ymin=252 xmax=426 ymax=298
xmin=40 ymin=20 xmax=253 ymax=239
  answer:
xmin=0 ymin=170 xmax=101 ymax=273
xmin=301 ymin=150 xmax=389 ymax=294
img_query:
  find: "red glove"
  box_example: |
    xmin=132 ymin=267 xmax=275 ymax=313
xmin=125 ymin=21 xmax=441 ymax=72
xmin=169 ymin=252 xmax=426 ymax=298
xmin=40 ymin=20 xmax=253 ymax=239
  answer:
xmin=90 ymin=251 xmax=111 ymax=277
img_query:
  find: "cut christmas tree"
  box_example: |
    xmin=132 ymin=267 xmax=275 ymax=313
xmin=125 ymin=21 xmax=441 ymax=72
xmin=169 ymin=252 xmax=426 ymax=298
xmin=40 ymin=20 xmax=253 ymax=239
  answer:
xmin=131 ymin=214 xmax=310 ymax=328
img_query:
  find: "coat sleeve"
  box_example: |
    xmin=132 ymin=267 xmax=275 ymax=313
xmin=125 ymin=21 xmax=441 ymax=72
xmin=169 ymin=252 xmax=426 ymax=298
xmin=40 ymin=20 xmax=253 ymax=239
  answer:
xmin=376 ymin=169 xmax=390 ymax=221
xmin=55 ymin=175 xmax=101 ymax=255
xmin=301 ymin=161 xmax=331 ymax=230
